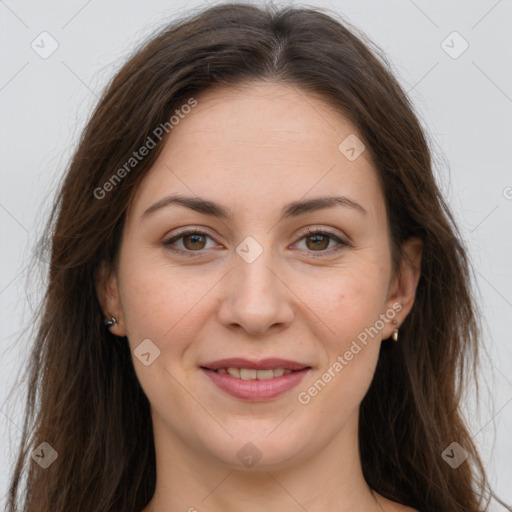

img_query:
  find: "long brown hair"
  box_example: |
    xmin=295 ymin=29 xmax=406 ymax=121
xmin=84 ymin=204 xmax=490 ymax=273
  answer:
xmin=6 ymin=2 xmax=510 ymax=511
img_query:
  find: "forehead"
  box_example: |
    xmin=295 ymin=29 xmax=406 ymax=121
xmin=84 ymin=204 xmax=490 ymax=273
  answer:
xmin=127 ymin=81 xmax=385 ymax=226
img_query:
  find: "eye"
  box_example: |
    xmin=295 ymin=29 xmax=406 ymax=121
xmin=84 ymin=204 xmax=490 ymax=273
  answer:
xmin=163 ymin=229 xmax=218 ymax=257
xmin=294 ymin=229 xmax=349 ymax=256
xmin=163 ymin=227 xmax=349 ymax=258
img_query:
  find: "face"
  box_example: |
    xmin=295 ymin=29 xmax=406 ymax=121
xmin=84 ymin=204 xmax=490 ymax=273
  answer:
xmin=97 ymin=81 xmax=421 ymax=471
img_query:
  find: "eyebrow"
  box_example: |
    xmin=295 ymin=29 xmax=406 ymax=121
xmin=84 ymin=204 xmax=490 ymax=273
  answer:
xmin=140 ymin=193 xmax=367 ymax=222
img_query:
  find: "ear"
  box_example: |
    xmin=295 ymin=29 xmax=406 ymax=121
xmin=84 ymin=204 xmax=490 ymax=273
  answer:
xmin=94 ymin=260 xmax=127 ymax=336
xmin=382 ymin=237 xmax=423 ymax=339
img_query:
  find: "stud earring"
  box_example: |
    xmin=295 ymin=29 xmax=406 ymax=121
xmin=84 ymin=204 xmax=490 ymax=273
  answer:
xmin=105 ymin=316 xmax=117 ymax=328
xmin=391 ymin=319 xmax=399 ymax=342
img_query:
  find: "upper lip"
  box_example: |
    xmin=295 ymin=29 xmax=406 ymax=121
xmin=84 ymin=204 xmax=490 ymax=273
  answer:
xmin=201 ymin=358 xmax=311 ymax=371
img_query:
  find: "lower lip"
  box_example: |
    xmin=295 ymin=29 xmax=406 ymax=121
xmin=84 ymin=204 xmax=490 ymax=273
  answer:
xmin=201 ymin=368 xmax=311 ymax=401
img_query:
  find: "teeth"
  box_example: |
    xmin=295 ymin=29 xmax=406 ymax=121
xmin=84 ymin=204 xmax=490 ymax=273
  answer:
xmin=240 ymin=368 xmax=257 ymax=380
xmin=253 ymin=369 xmax=274 ymax=380
xmin=220 ymin=367 xmax=293 ymax=380
xmin=226 ymin=368 xmax=240 ymax=378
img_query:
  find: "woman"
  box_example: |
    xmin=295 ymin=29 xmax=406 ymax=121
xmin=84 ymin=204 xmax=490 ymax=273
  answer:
xmin=6 ymin=2 xmax=511 ymax=511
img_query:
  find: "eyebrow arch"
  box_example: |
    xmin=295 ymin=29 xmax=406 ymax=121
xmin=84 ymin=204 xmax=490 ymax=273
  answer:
xmin=140 ymin=194 xmax=367 ymax=222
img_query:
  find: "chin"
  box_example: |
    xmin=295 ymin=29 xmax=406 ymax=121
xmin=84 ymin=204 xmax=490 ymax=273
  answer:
xmin=196 ymin=427 xmax=311 ymax=471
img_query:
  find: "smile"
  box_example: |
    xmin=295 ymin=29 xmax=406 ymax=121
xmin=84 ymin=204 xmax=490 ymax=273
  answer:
xmin=212 ymin=367 xmax=293 ymax=379
xmin=200 ymin=357 xmax=312 ymax=401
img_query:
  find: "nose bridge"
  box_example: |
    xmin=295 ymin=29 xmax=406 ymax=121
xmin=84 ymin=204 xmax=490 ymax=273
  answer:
xmin=217 ymin=235 xmax=293 ymax=334
xmin=234 ymin=235 xmax=280 ymax=306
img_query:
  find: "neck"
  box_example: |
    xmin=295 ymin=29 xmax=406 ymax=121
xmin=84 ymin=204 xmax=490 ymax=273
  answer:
xmin=143 ymin=410 xmax=384 ymax=512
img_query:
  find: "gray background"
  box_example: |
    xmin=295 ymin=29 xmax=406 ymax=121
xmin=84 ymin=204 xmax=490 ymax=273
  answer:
xmin=1 ymin=0 xmax=511 ymax=509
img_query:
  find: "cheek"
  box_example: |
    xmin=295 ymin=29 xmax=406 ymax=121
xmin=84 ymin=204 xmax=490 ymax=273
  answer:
xmin=117 ymin=260 xmax=205 ymax=414
xmin=118 ymin=252 xmax=206 ymax=341
xmin=318 ymin=267 xmax=386 ymax=339
xmin=302 ymin=266 xmax=386 ymax=403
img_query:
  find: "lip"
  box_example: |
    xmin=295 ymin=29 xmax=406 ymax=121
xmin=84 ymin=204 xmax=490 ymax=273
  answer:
xmin=200 ymin=365 xmax=311 ymax=402
xmin=201 ymin=357 xmax=310 ymax=371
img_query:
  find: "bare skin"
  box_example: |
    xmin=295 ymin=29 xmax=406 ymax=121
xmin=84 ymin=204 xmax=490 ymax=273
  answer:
xmin=97 ymin=81 xmax=422 ymax=512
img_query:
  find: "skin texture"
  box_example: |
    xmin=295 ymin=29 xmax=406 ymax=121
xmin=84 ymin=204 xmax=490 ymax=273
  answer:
xmin=96 ymin=82 xmax=422 ymax=512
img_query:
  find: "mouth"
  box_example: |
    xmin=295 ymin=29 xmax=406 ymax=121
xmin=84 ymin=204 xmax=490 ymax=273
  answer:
xmin=200 ymin=358 xmax=312 ymax=401
xmin=206 ymin=367 xmax=297 ymax=380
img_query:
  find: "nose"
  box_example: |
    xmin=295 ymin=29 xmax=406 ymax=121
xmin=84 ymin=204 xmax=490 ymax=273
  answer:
xmin=216 ymin=247 xmax=295 ymax=337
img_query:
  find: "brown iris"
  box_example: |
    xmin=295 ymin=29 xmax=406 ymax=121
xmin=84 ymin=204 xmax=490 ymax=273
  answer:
xmin=305 ymin=233 xmax=330 ymax=251
xmin=182 ymin=233 xmax=207 ymax=250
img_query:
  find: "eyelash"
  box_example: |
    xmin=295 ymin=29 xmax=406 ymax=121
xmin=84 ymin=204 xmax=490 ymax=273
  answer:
xmin=163 ymin=228 xmax=350 ymax=258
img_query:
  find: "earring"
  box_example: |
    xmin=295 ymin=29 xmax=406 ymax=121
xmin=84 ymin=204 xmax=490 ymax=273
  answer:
xmin=391 ymin=319 xmax=399 ymax=342
xmin=105 ymin=316 xmax=117 ymax=328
